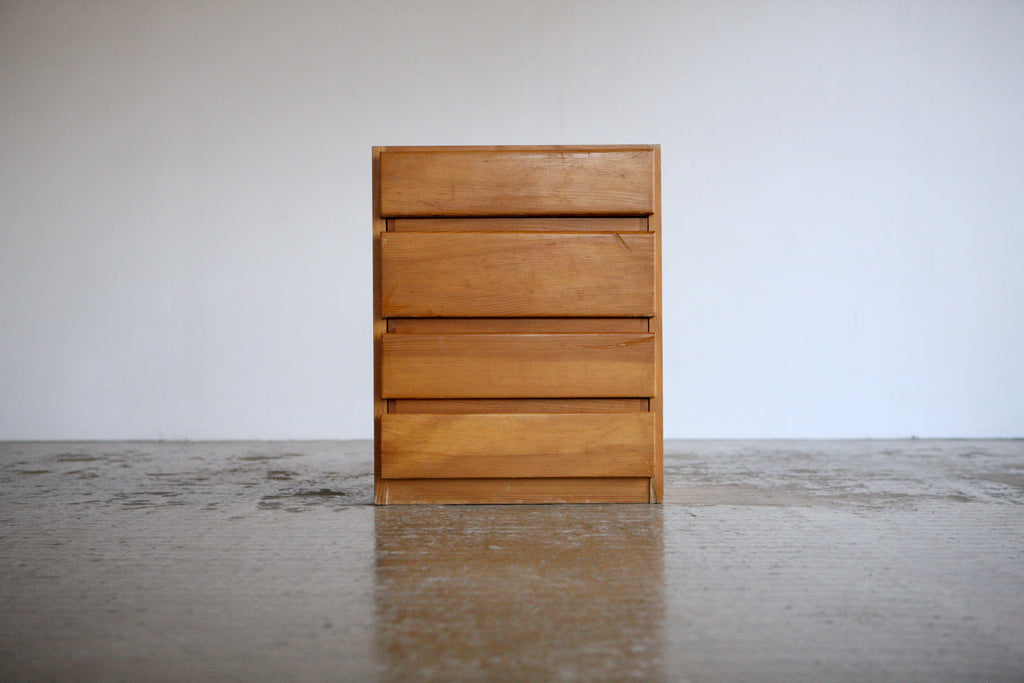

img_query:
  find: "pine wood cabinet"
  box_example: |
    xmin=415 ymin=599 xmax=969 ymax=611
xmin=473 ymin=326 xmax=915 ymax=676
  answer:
xmin=373 ymin=145 xmax=662 ymax=504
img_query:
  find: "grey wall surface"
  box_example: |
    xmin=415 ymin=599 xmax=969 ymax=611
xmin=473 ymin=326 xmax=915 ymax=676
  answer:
xmin=2 ymin=1 xmax=1022 ymax=439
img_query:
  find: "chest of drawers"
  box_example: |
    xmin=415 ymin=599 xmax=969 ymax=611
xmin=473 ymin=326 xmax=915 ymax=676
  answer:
xmin=373 ymin=145 xmax=662 ymax=503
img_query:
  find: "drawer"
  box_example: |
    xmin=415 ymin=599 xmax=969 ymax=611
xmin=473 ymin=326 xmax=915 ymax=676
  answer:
xmin=388 ymin=398 xmax=649 ymax=413
xmin=380 ymin=333 xmax=656 ymax=398
xmin=379 ymin=148 xmax=655 ymax=217
xmin=376 ymin=478 xmax=652 ymax=505
xmin=380 ymin=413 xmax=655 ymax=479
xmin=387 ymin=318 xmax=650 ymax=334
xmin=381 ymin=232 xmax=655 ymax=317
xmin=389 ymin=217 xmax=647 ymax=232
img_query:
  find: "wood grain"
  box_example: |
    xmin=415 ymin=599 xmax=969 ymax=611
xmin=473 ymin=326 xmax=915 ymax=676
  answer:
xmin=381 ymin=232 xmax=655 ymax=317
xmin=381 ymin=333 xmax=655 ymax=398
xmin=387 ymin=318 xmax=650 ymax=334
xmin=390 ymin=217 xmax=646 ymax=232
xmin=379 ymin=149 xmax=655 ymax=217
xmin=375 ymin=477 xmax=651 ymax=504
xmin=380 ymin=413 xmax=654 ymax=479
xmin=388 ymin=398 xmax=649 ymax=413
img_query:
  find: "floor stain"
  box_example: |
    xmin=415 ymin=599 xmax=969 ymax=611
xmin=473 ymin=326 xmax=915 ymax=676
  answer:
xmin=240 ymin=452 xmax=305 ymax=462
xmin=55 ymin=454 xmax=100 ymax=462
xmin=294 ymin=488 xmax=346 ymax=497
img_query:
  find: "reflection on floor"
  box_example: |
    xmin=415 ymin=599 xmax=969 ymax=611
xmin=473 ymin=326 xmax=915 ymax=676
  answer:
xmin=375 ymin=505 xmax=664 ymax=680
xmin=1 ymin=440 xmax=1022 ymax=681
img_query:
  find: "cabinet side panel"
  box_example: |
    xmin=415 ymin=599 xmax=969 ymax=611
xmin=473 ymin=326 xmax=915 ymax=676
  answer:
xmin=651 ymin=145 xmax=664 ymax=503
xmin=373 ymin=148 xmax=387 ymax=503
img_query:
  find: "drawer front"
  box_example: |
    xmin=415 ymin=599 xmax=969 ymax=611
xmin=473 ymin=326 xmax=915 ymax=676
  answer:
xmin=377 ymin=478 xmax=651 ymax=504
xmin=390 ymin=217 xmax=647 ymax=232
xmin=387 ymin=318 xmax=650 ymax=334
xmin=380 ymin=413 xmax=655 ymax=479
xmin=380 ymin=333 xmax=655 ymax=399
xmin=379 ymin=148 xmax=655 ymax=217
xmin=388 ymin=398 xmax=649 ymax=413
xmin=380 ymin=232 xmax=655 ymax=318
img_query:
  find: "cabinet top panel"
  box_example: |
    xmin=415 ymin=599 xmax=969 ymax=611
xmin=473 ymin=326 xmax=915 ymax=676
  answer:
xmin=374 ymin=144 xmax=658 ymax=153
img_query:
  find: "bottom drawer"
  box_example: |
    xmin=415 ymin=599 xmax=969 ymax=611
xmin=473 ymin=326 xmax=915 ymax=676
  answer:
xmin=376 ymin=477 xmax=652 ymax=504
xmin=380 ymin=413 xmax=654 ymax=479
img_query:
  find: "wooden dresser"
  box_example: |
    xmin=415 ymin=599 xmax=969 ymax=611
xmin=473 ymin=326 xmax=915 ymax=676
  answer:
xmin=373 ymin=145 xmax=662 ymax=504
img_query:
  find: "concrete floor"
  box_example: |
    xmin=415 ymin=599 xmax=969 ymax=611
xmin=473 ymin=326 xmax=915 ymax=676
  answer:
xmin=1 ymin=440 xmax=1022 ymax=682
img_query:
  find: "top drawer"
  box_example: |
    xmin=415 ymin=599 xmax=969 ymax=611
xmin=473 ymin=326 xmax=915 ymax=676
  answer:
xmin=379 ymin=147 xmax=656 ymax=217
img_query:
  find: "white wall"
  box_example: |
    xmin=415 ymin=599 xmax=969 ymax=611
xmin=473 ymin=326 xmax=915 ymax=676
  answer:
xmin=1 ymin=0 xmax=1022 ymax=439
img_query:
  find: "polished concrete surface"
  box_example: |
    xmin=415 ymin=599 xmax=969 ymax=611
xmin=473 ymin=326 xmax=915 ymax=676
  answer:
xmin=1 ymin=440 xmax=1022 ymax=681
